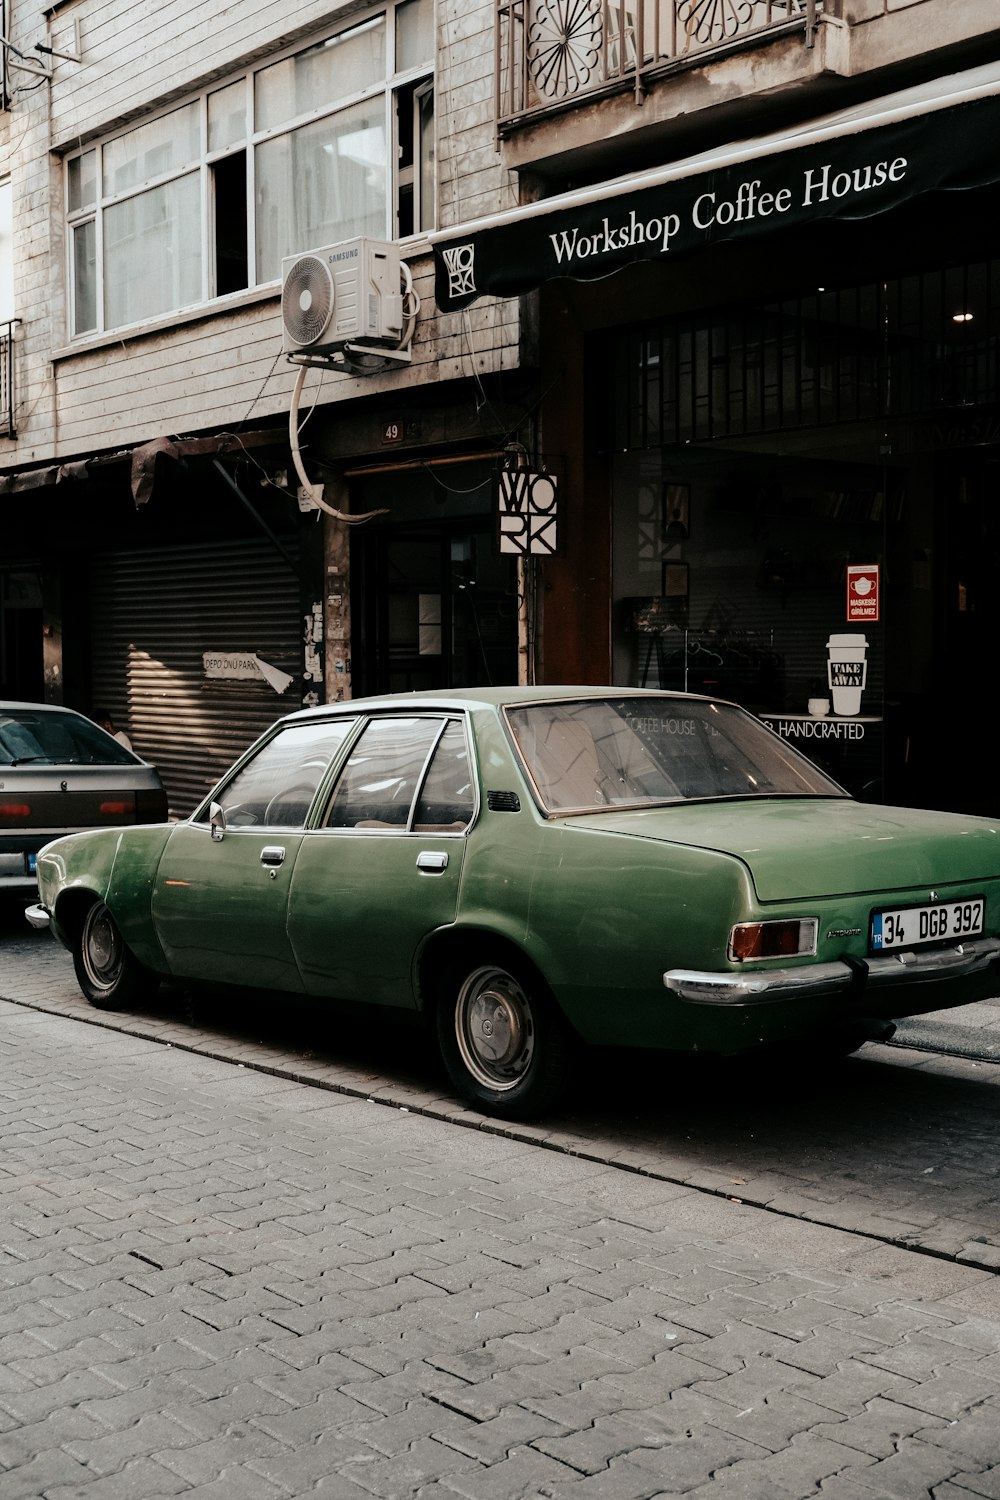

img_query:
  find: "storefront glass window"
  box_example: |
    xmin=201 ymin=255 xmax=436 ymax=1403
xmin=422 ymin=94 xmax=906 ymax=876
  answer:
xmin=610 ymin=255 xmax=1000 ymax=808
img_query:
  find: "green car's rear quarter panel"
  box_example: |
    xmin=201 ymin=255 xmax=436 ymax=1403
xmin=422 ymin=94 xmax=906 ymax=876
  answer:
xmin=457 ymin=797 xmax=1000 ymax=1054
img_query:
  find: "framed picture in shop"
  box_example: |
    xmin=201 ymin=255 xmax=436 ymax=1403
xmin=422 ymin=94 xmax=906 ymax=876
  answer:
xmin=661 ymin=561 xmax=689 ymax=625
xmin=663 ymin=483 xmax=690 ymax=545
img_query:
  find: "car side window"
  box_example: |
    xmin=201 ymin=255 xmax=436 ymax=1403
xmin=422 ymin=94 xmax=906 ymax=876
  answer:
xmin=325 ymin=717 xmax=444 ymax=829
xmin=211 ymin=720 xmax=356 ymax=829
xmin=413 ymin=722 xmax=474 ymax=831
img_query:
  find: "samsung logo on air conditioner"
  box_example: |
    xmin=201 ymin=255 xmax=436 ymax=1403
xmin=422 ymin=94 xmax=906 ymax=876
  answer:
xmin=328 ymin=248 xmax=359 ymax=263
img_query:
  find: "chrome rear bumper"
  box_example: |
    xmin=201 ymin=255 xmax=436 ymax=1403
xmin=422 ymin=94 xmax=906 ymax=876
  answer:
xmin=24 ymin=903 xmax=51 ymax=932
xmin=664 ymin=937 xmax=1000 ymax=1006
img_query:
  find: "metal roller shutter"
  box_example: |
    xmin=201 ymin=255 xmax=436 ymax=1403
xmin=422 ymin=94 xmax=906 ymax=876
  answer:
xmin=90 ymin=538 xmax=301 ymax=819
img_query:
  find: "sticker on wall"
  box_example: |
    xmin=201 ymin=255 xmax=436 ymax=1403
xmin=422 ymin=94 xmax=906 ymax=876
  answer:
xmin=203 ymin=652 xmax=294 ymax=695
xmin=846 ymin=563 xmax=879 ymax=622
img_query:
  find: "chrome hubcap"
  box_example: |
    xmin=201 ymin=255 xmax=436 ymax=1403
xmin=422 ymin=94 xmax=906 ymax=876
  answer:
xmin=455 ymin=966 xmax=535 ymax=1092
xmin=83 ymin=904 xmax=122 ymax=989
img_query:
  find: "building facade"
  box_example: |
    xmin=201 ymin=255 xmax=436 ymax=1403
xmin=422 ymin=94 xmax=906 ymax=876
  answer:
xmin=434 ymin=0 xmax=1000 ymax=816
xmin=2 ymin=0 xmax=999 ymax=816
xmin=1 ymin=0 xmax=526 ymax=815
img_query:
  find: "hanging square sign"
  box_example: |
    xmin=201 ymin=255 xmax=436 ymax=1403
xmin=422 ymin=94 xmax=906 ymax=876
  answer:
xmin=847 ymin=563 xmax=879 ymax=622
xmin=496 ymin=469 xmax=558 ymax=556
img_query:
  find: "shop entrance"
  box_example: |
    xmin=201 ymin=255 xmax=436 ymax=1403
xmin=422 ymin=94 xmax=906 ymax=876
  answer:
xmin=355 ymin=521 xmax=518 ymax=695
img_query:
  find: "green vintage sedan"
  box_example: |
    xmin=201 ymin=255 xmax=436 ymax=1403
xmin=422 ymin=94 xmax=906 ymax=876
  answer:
xmin=26 ymin=687 xmax=1000 ymax=1118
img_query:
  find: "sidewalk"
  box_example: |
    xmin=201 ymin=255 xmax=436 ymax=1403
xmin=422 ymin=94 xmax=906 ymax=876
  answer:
xmin=4 ymin=992 xmax=1000 ymax=1497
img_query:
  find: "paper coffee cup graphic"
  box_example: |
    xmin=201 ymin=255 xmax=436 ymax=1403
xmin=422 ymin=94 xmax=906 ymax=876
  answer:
xmin=827 ymin=633 xmax=868 ymax=716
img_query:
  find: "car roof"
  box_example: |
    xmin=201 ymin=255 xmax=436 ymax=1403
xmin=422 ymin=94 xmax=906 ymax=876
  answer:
xmin=0 ymin=700 xmax=89 ymax=715
xmin=281 ymin=684 xmax=720 ymax=724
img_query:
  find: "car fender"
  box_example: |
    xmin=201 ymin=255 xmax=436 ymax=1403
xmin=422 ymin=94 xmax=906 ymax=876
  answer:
xmin=39 ymin=824 xmax=174 ymax=973
xmin=515 ymin=826 xmax=755 ymax=1044
xmin=106 ymin=824 xmax=176 ymax=970
xmin=36 ymin=828 xmax=122 ymax=948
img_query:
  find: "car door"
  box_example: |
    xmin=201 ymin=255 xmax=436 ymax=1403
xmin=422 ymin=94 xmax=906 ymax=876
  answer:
xmin=151 ymin=718 xmax=356 ymax=990
xmin=288 ymin=714 xmax=473 ymax=1005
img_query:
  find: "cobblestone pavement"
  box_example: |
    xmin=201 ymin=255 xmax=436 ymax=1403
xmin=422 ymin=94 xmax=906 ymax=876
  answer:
xmin=4 ymin=919 xmax=1000 ymax=1496
xmin=5 ymin=921 xmax=1000 ymax=1281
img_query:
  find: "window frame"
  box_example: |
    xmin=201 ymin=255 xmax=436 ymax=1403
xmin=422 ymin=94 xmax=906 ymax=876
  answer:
xmin=196 ymin=717 xmax=360 ymax=831
xmin=64 ymin=0 xmax=434 ymax=340
xmin=321 ymin=712 xmax=477 ymax=835
xmin=0 ymin=177 xmax=13 ymax=323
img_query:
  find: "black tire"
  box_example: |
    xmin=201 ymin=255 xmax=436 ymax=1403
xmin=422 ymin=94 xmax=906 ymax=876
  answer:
xmin=72 ymin=900 xmax=149 ymax=1011
xmin=436 ymin=957 xmax=576 ymax=1120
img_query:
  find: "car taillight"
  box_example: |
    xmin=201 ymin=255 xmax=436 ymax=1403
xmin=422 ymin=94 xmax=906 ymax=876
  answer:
xmin=729 ymin=918 xmax=818 ymax=962
xmin=100 ymin=801 xmax=131 ymax=815
xmin=0 ymin=802 xmax=31 ymax=819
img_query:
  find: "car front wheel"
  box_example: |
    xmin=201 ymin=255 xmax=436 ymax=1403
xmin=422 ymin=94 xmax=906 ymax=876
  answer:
xmin=436 ymin=959 xmax=575 ymax=1120
xmin=73 ymin=900 xmax=148 ymax=1010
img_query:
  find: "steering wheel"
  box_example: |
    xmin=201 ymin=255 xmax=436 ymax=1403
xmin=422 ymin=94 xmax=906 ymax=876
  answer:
xmin=263 ymin=783 xmax=317 ymax=826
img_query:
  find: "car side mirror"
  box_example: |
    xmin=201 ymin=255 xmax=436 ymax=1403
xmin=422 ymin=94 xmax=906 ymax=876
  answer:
xmin=209 ymin=801 xmax=226 ymax=841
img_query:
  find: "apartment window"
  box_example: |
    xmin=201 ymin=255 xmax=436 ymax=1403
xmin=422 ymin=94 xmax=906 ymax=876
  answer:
xmin=65 ymin=0 xmax=434 ymax=338
xmin=0 ymin=179 xmax=13 ymax=321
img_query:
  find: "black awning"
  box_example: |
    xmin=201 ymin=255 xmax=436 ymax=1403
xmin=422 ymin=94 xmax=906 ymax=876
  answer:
xmin=431 ymin=63 xmax=1000 ymax=314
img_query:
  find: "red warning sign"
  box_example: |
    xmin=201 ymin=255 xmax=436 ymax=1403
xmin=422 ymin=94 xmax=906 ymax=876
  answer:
xmin=846 ymin=564 xmax=879 ymax=623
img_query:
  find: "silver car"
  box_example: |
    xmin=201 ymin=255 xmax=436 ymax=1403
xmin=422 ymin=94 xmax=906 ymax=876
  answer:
xmin=0 ymin=702 xmax=168 ymax=893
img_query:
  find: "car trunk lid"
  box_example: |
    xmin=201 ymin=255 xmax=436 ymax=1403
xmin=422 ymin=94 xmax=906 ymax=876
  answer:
xmin=568 ymin=798 xmax=1000 ymax=901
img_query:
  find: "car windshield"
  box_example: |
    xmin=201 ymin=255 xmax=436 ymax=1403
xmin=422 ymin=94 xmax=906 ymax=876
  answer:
xmin=505 ymin=696 xmax=846 ymax=812
xmin=0 ymin=708 xmax=137 ymax=767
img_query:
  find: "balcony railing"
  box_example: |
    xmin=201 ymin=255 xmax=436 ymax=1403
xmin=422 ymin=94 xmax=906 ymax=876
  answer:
xmin=1 ymin=0 xmax=8 ymax=108
xmin=497 ymin=0 xmax=822 ymax=131
xmin=1 ymin=321 xmax=18 ymax=437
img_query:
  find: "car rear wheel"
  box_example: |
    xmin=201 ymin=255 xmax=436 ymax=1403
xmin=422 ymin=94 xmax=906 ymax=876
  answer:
xmin=73 ymin=900 xmax=148 ymax=1010
xmin=436 ymin=958 xmax=575 ymax=1120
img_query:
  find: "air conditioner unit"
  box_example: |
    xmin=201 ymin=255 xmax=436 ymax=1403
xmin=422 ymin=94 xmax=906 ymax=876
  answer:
xmin=281 ymin=238 xmax=404 ymax=355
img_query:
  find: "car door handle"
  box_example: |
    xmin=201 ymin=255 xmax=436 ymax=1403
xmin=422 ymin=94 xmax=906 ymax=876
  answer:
xmin=416 ymin=851 xmax=449 ymax=872
xmin=260 ymin=845 xmax=286 ymax=867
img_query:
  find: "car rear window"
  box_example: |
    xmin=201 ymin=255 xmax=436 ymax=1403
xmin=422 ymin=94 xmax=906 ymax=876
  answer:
xmin=506 ymin=696 xmax=846 ymax=812
xmin=0 ymin=709 xmax=137 ymax=767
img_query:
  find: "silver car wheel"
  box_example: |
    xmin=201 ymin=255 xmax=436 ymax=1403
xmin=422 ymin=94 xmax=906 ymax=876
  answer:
xmin=454 ymin=965 xmax=536 ymax=1093
xmin=80 ymin=902 xmax=125 ymax=993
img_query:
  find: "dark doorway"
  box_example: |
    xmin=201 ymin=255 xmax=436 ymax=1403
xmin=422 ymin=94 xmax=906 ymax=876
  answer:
xmin=355 ymin=522 xmax=518 ymax=695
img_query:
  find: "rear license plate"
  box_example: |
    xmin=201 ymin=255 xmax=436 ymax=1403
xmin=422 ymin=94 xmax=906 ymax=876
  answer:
xmin=871 ymin=897 xmax=984 ymax=953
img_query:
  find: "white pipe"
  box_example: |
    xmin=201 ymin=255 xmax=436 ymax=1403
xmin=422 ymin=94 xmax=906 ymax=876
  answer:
xmin=288 ymin=366 xmax=386 ymax=524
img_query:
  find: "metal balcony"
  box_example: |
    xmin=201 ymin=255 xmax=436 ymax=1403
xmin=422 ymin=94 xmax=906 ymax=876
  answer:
xmin=1 ymin=0 xmax=8 ymax=108
xmin=497 ymin=0 xmax=822 ymax=131
xmin=0 ymin=321 xmax=17 ymax=437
